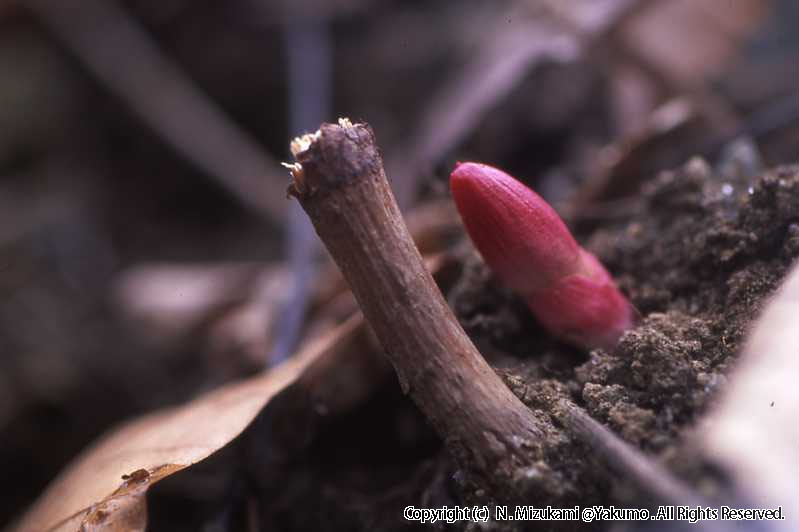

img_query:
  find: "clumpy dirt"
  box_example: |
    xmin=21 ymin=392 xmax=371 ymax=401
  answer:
xmin=574 ymin=160 xmax=799 ymax=449
xmin=150 ymin=161 xmax=799 ymax=532
xmin=447 ymin=159 xmax=799 ymax=521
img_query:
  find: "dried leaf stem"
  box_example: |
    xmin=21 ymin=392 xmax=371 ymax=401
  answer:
xmin=25 ymin=0 xmax=288 ymax=221
xmin=557 ymin=399 xmax=737 ymax=532
xmin=287 ymin=119 xmax=554 ymax=499
xmin=555 ymin=400 xmax=706 ymax=507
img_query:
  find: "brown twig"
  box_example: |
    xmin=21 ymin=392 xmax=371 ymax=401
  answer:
xmin=286 ymin=119 xmax=558 ymax=500
xmin=270 ymin=16 xmax=332 ymax=365
xmin=569 ymin=98 xmax=700 ymax=213
xmin=388 ymin=0 xmax=652 ymax=208
xmin=24 ymin=0 xmax=288 ymax=222
xmin=555 ymin=400 xmax=705 ymax=507
xmin=388 ymin=15 xmax=578 ymax=208
xmin=285 ymin=118 xmax=725 ymax=514
xmin=555 ymin=400 xmax=741 ymax=532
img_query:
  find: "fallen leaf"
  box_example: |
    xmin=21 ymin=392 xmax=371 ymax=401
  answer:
xmin=12 ymin=315 xmax=365 ymax=532
xmin=621 ymin=0 xmax=771 ymax=90
xmin=701 ymin=262 xmax=799 ymax=531
xmin=14 ymin=250 xmax=456 ymax=531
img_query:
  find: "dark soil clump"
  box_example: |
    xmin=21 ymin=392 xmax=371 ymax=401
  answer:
xmin=447 ymin=160 xmax=799 ymax=521
xmin=150 ymin=161 xmax=799 ymax=532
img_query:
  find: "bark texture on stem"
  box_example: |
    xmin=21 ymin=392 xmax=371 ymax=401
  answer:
xmin=287 ymin=119 xmax=559 ymax=499
xmin=554 ymin=400 xmax=707 ymax=508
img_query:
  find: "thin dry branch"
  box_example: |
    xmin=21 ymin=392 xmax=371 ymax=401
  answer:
xmin=388 ymin=17 xmax=578 ymax=207
xmin=555 ymin=400 xmax=707 ymax=508
xmin=24 ymin=0 xmax=287 ymax=221
xmin=287 ymin=119 xmax=560 ymax=501
xmin=558 ymin=399 xmax=739 ymax=532
xmin=389 ymin=0 xmax=651 ymax=207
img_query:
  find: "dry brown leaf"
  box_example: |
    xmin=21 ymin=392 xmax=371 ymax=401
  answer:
xmin=113 ymin=262 xmax=278 ymax=348
xmin=12 ymin=315 xmax=365 ymax=532
xmin=76 ymin=465 xmax=180 ymax=532
xmin=571 ymin=98 xmax=702 ymax=208
xmin=621 ymin=0 xmax=771 ymax=90
xmin=113 ymin=201 xmax=459 ymax=365
xmin=15 ymin=241 xmax=454 ymax=531
xmin=701 ymin=262 xmax=799 ymax=530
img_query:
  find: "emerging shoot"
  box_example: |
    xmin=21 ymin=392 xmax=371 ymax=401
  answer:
xmin=450 ymin=162 xmax=635 ymax=350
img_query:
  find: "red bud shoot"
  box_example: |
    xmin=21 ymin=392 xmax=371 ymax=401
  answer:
xmin=450 ymin=162 xmax=635 ymax=350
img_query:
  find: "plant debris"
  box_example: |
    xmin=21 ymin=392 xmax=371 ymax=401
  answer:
xmin=448 ymin=159 xmax=799 ymax=518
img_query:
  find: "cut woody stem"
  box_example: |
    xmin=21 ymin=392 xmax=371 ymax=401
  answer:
xmin=286 ymin=119 xmax=560 ymax=500
xmin=286 ymin=118 xmax=706 ymax=511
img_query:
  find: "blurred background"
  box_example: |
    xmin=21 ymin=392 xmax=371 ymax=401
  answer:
xmin=2 ymin=0 xmax=799 ymax=526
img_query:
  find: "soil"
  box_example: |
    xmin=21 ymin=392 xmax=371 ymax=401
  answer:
xmin=448 ymin=159 xmax=799 ymax=528
xmin=147 ymin=160 xmax=799 ymax=531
